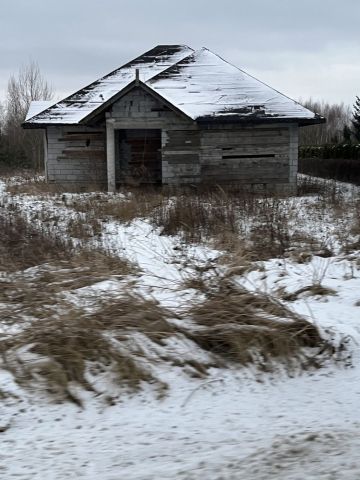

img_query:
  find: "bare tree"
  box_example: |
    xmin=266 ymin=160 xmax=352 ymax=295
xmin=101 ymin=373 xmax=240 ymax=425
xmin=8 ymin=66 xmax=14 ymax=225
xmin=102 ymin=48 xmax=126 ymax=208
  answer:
xmin=0 ymin=100 xmax=7 ymax=165
xmin=3 ymin=61 xmax=53 ymax=169
xmin=299 ymin=98 xmax=352 ymax=146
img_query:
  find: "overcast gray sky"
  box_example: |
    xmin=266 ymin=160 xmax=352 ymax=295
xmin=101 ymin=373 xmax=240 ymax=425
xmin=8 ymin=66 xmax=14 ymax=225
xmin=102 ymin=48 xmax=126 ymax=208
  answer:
xmin=0 ymin=0 xmax=359 ymax=106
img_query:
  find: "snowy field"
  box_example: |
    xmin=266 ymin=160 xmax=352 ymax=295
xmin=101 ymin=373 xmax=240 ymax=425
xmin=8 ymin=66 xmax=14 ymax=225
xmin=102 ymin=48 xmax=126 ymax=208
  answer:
xmin=1 ymin=175 xmax=360 ymax=479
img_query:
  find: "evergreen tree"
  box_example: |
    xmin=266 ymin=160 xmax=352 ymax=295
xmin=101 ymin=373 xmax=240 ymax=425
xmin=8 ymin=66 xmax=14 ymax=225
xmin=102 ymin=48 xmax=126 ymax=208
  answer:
xmin=343 ymin=124 xmax=352 ymax=144
xmin=351 ymin=96 xmax=360 ymax=142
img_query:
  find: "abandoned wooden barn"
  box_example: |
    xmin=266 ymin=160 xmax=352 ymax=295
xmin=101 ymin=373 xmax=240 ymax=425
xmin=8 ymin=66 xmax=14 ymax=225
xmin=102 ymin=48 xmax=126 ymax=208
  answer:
xmin=23 ymin=45 xmax=324 ymax=192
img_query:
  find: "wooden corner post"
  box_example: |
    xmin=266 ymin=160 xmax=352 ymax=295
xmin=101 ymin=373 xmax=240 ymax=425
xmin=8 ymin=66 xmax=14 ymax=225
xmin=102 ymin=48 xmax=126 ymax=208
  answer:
xmin=106 ymin=120 xmax=116 ymax=193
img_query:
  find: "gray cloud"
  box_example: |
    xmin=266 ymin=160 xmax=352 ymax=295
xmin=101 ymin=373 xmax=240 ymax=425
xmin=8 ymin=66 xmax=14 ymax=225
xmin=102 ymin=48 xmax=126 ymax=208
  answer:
xmin=1 ymin=0 xmax=359 ymax=106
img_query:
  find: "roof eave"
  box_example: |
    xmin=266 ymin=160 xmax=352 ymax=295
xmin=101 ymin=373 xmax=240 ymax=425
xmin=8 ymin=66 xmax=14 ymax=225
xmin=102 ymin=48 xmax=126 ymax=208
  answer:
xmin=22 ymin=121 xmax=76 ymax=129
xmin=195 ymin=115 xmax=326 ymax=126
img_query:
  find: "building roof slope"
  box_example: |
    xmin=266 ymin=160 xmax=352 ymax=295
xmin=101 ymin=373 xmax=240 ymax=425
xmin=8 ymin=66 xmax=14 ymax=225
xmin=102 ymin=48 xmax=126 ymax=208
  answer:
xmin=24 ymin=45 xmax=322 ymax=126
xmin=148 ymin=48 xmax=319 ymax=122
xmin=25 ymin=45 xmax=194 ymax=125
xmin=25 ymin=101 xmax=55 ymax=121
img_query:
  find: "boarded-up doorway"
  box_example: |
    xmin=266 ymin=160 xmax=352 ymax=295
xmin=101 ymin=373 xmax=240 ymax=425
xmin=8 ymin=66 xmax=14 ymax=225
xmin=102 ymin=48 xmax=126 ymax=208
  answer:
xmin=117 ymin=129 xmax=162 ymax=184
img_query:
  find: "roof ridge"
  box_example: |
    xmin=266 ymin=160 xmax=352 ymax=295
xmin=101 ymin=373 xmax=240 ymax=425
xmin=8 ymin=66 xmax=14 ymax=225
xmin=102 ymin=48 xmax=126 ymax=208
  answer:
xmin=146 ymin=48 xmax=200 ymax=83
xmin=70 ymin=44 xmax=194 ymax=98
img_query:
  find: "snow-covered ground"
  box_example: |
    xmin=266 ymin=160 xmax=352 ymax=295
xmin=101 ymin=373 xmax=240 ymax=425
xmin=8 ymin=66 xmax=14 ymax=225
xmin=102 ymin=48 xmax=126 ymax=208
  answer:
xmin=1 ymin=176 xmax=360 ymax=479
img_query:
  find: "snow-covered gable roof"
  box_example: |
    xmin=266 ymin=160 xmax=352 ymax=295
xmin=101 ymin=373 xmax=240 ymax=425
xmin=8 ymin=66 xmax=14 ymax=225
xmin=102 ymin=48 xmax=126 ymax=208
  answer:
xmin=148 ymin=48 xmax=321 ymax=123
xmin=24 ymin=45 xmax=323 ymax=127
xmin=24 ymin=45 xmax=194 ymax=125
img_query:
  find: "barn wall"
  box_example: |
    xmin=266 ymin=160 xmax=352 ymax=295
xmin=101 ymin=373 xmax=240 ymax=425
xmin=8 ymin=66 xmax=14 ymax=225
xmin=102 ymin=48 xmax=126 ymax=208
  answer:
xmin=162 ymin=124 xmax=298 ymax=191
xmin=46 ymin=125 xmax=106 ymax=186
xmin=198 ymin=124 xmax=297 ymax=192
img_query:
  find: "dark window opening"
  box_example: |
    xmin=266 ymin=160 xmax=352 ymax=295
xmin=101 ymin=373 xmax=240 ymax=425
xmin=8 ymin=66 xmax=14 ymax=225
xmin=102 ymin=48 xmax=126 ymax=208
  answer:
xmin=222 ymin=154 xmax=276 ymax=159
xmin=65 ymin=131 xmax=103 ymax=136
xmin=151 ymin=107 xmax=170 ymax=112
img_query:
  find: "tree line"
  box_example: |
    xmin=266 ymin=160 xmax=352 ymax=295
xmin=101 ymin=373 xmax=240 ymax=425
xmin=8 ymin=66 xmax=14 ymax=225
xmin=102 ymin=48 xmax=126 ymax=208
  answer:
xmin=0 ymin=62 xmax=53 ymax=169
xmin=299 ymin=98 xmax=360 ymax=146
xmin=298 ymin=97 xmax=360 ymax=183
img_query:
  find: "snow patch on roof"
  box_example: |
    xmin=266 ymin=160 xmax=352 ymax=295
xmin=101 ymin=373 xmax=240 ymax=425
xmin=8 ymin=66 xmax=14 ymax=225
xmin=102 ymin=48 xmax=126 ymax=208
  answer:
xmin=25 ymin=101 xmax=55 ymax=121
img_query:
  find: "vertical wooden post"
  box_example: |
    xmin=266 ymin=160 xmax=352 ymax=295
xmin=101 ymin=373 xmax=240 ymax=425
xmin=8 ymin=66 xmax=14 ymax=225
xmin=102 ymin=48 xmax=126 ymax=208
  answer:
xmin=106 ymin=120 xmax=116 ymax=193
xmin=288 ymin=124 xmax=298 ymax=188
xmin=43 ymin=129 xmax=48 ymax=181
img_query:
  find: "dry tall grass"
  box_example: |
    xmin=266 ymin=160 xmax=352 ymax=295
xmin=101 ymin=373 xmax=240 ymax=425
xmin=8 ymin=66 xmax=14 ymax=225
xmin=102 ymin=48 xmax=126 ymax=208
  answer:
xmin=1 ymin=280 xmax=339 ymax=404
xmin=0 ymin=207 xmax=72 ymax=272
xmin=0 ymin=293 xmax=171 ymax=404
xmin=187 ymin=282 xmax=336 ymax=372
xmin=6 ymin=175 xmax=104 ymax=195
xmin=0 ymin=250 xmax=136 ymax=326
xmin=70 ymin=189 xmax=163 ymax=223
xmin=1 ymin=177 xmax=354 ymax=403
xmin=151 ymin=189 xmax=295 ymax=260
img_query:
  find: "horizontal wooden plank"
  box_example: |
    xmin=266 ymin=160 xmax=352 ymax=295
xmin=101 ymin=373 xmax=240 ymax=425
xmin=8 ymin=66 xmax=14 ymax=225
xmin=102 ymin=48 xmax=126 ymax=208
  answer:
xmin=202 ymin=138 xmax=289 ymax=148
xmin=219 ymin=145 xmax=289 ymax=155
xmin=59 ymin=153 xmax=106 ymax=160
xmin=165 ymin=154 xmax=199 ymax=164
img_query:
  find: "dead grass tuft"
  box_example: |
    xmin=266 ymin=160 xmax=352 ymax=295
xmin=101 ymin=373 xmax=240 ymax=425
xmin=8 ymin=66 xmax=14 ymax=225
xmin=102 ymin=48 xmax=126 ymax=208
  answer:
xmin=67 ymin=214 xmax=102 ymax=239
xmin=90 ymin=293 xmax=180 ymax=345
xmin=0 ymin=249 xmax=136 ymax=325
xmin=248 ymin=197 xmax=291 ymax=260
xmin=70 ymin=189 xmax=163 ymax=223
xmin=152 ymin=190 xmax=239 ymax=244
xmin=187 ymin=283 xmax=336 ymax=371
xmin=282 ymin=285 xmax=337 ymax=301
xmin=6 ymin=177 xmax=104 ymax=196
xmin=0 ymin=292 xmax=175 ymax=404
xmin=0 ymin=208 xmax=73 ymax=272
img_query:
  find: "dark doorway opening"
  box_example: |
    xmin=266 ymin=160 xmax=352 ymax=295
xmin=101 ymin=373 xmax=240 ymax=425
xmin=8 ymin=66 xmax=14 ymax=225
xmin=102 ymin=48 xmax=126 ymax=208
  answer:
xmin=116 ymin=129 xmax=162 ymax=185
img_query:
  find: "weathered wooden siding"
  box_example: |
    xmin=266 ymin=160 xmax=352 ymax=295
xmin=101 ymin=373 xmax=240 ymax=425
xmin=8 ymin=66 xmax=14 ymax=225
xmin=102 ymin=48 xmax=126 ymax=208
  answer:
xmin=162 ymin=124 xmax=298 ymax=191
xmin=161 ymin=129 xmax=201 ymax=184
xmin=47 ymin=126 xmax=106 ymax=185
xmin=198 ymin=125 xmax=297 ymax=191
xmin=110 ymin=88 xmax=193 ymax=129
